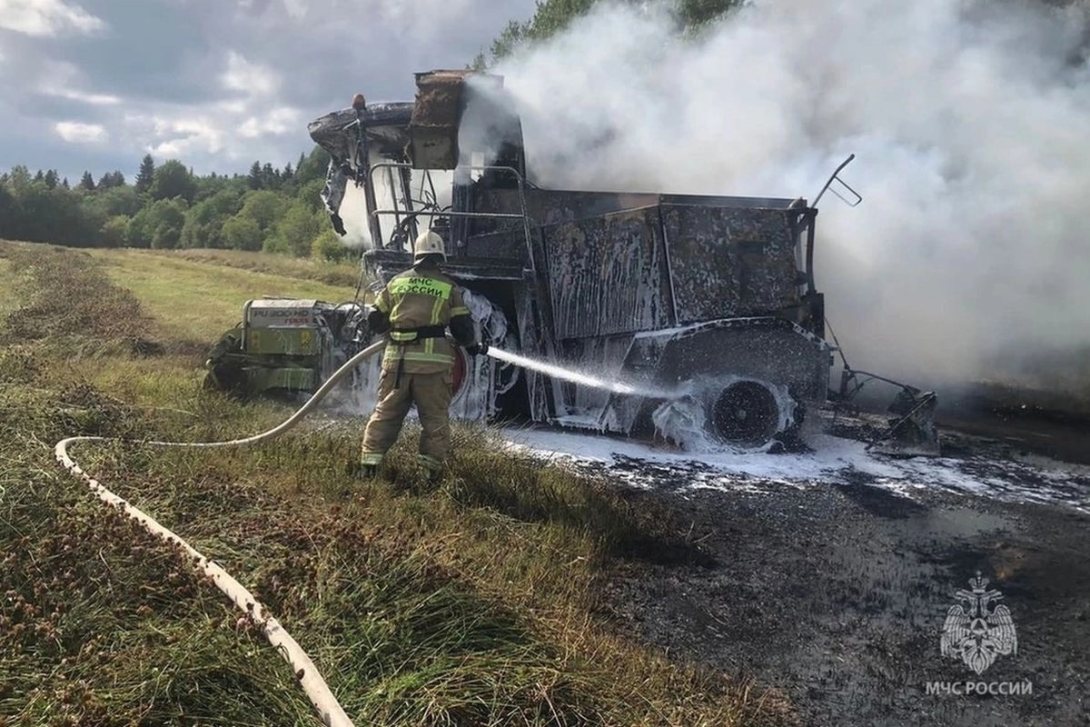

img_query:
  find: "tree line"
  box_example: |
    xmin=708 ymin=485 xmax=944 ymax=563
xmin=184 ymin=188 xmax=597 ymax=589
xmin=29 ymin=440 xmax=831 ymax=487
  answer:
xmin=0 ymin=149 xmax=352 ymax=262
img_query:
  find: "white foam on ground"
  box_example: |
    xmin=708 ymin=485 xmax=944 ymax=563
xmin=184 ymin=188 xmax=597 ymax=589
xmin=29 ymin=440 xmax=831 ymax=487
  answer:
xmin=502 ymin=426 xmax=1090 ymax=513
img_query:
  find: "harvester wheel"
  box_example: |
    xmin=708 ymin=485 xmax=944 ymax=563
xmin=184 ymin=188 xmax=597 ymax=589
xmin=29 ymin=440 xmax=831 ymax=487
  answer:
xmin=711 ymin=380 xmax=782 ymax=445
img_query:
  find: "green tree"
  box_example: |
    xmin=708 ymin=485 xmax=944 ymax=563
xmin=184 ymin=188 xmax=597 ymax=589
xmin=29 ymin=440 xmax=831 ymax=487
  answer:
xmin=193 ymin=171 xmax=245 ymax=202
xmin=79 ymin=171 xmax=95 ymax=191
xmin=247 ymin=161 xmax=263 ymax=190
xmin=311 ymin=228 xmax=353 ymax=262
xmin=222 ymin=215 xmax=263 ymax=251
xmin=100 ymin=215 xmax=130 ymax=247
xmin=470 ymin=50 xmax=489 ymax=71
xmin=151 ymin=160 xmax=197 ymax=203
xmin=43 ymin=170 xmax=59 ymax=189
xmin=126 ymin=208 xmax=152 ymax=247
xmin=180 ymin=188 xmax=243 ymax=249
xmin=296 ymin=177 xmax=327 ymax=213
xmin=7 ymin=165 xmax=32 ymax=192
xmin=0 ymin=184 xmax=20 ymax=240
xmin=294 ymin=147 xmax=331 ymax=186
xmin=90 ymin=186 xmax=143 ymax=217
xmin=238 ymin=190 xmax=287 ymax=230
xmin=145 ymin=198 xmax=188 ymax=249
xmin=97 ymin=170 xmax=125 ymax=189
xmin=12 ymin=183 xmax=93 ymax=246
xmin=261 ymin=162 xmax=278 ymax=190
xmin=490 ymin=19 xmax=530 ymax=60
xmin=264 ymin=201 xmax=321 ymax=256
xmin=676 ymin=0 xmax=742 ymax=27
xmin=135 ymin=154 xmax=155 ymax=193
xmin=489 ymin=0 xmax=596 ymax=60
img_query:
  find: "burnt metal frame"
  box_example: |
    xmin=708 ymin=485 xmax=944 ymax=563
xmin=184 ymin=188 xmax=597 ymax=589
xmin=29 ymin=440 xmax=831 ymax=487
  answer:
xmin=366 ymin=162 xmax=537 ymax=276
xmin=343 ymin=113 xmax=385 ymax=247
xmin=813 ymin=154 xmax=862 ymax=209
xmin=787 ymin=207 xmax=819 ymax=295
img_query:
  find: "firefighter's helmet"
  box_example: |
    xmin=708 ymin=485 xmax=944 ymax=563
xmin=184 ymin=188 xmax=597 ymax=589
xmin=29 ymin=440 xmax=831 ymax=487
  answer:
xmin=413 ymin=230 xmax=446 ymax=262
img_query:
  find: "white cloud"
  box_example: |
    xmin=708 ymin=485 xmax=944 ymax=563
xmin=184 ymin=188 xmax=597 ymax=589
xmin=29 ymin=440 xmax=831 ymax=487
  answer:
xmin=120 ymin=52 xmax=301 ymax=161
xmin=26 ymin=61 xmax=122 ymax=105
xmin=221 ymin=51 xmax=279 ymax=97
xmin=238 ymin=106 xmax=300 ymax=137
xmin=281 ymin=0 xmax=307 ymax=20
xmin=43 ymin=87 xmax=121 ymax=105
xmin=54 ymin=120 xmax=106 ymax=143
xmin=0 ymin=0 xmax=106 ymax=37
xmin=140 ymin=115 xmax=225 ymax=156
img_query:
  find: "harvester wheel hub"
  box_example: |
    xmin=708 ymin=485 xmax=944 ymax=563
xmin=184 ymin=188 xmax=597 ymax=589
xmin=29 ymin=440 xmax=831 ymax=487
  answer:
xmin=712 ymin=380 xmax=781 ymax=445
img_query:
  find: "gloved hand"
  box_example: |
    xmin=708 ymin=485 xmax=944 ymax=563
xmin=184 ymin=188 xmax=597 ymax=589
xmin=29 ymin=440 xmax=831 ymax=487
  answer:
xmin=465 ymin=341 xmax=489 ymax=357
xmin=366 ymin=306 xmax=390 ymax=334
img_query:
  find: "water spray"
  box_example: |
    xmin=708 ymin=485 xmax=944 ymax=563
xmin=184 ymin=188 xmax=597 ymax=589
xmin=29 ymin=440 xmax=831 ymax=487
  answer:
xmin=486 ymin=347 xmax=668 ymax=399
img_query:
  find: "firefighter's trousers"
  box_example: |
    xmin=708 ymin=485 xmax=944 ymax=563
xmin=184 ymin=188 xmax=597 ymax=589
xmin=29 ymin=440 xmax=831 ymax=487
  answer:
xmin=360 ymin=368 xmax=452 ymax=471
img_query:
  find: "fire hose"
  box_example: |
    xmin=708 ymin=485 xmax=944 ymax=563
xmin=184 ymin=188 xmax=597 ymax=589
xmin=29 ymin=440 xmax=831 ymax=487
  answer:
xmin=54 ymin=339 xmax=388 ymax=727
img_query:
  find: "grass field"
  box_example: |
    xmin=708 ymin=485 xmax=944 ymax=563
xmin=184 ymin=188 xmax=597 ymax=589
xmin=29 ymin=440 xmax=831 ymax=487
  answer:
xmin=0 ymin=240 xmax=794 ymax=726
xmin=89 ymin=248 xmax=360 ymax=344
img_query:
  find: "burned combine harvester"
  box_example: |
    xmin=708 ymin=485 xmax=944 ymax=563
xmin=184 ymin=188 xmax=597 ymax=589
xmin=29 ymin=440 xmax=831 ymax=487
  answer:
xmin=207 ymin=69 xmax=936 ymax=450
xmin=309 ymin=70 xmax=838 ymax=447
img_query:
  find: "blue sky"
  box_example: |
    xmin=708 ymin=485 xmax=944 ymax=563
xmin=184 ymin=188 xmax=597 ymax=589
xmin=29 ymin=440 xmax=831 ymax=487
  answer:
xmin=0 ymin=0 xmax=536 ymax=181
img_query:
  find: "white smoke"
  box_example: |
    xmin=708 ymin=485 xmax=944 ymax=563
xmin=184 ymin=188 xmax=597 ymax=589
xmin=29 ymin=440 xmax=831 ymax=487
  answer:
xmin=489 ymin=0 xmax=1090 ymax=394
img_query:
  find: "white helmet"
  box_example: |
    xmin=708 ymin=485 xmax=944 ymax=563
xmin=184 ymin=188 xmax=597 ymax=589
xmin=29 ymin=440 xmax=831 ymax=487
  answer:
xmin=413 ymin=230 xmax=446 ymax=262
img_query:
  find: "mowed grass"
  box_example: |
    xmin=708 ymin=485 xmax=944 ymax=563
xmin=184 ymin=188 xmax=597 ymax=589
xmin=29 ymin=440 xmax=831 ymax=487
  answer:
xmin=0 ymin=257 xmax=24 ymax=317
xmin=0 ymin=240 xmax=795 ymax=726
xmin=88 ymin=247 xmax=359 ymax=343
xmin=161 ymin=248 xmax=360 ymax=287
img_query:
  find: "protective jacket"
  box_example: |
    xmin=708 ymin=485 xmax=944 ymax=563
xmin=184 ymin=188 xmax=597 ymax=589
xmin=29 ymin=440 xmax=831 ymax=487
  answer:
xmin=370 ymin=266 xmax=475 ymax=374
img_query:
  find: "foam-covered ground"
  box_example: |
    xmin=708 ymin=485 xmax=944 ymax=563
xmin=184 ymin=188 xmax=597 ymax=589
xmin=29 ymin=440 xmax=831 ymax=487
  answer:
xmin=506 ymin=417 xmax=1090 ymax=726
xmin=503 ymin=418 xmax=1090 ymax=513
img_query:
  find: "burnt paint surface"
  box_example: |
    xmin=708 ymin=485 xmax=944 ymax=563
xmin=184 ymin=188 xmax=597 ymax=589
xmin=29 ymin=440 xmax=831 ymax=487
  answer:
xmin=543 ymin=206 xmax=672 ymax=340
xmin=663 ymin=205 xmax=801 ymax=325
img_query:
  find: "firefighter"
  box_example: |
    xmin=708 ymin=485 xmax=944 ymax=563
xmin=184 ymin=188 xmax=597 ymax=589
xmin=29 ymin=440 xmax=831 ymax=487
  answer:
xmin=357 ymin=229 xmax=487 ymax=478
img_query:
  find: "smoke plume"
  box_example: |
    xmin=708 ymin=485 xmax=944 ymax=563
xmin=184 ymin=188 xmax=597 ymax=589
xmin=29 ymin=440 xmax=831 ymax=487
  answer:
xmin=489 ymin=0 xmax=1090 ymax=396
